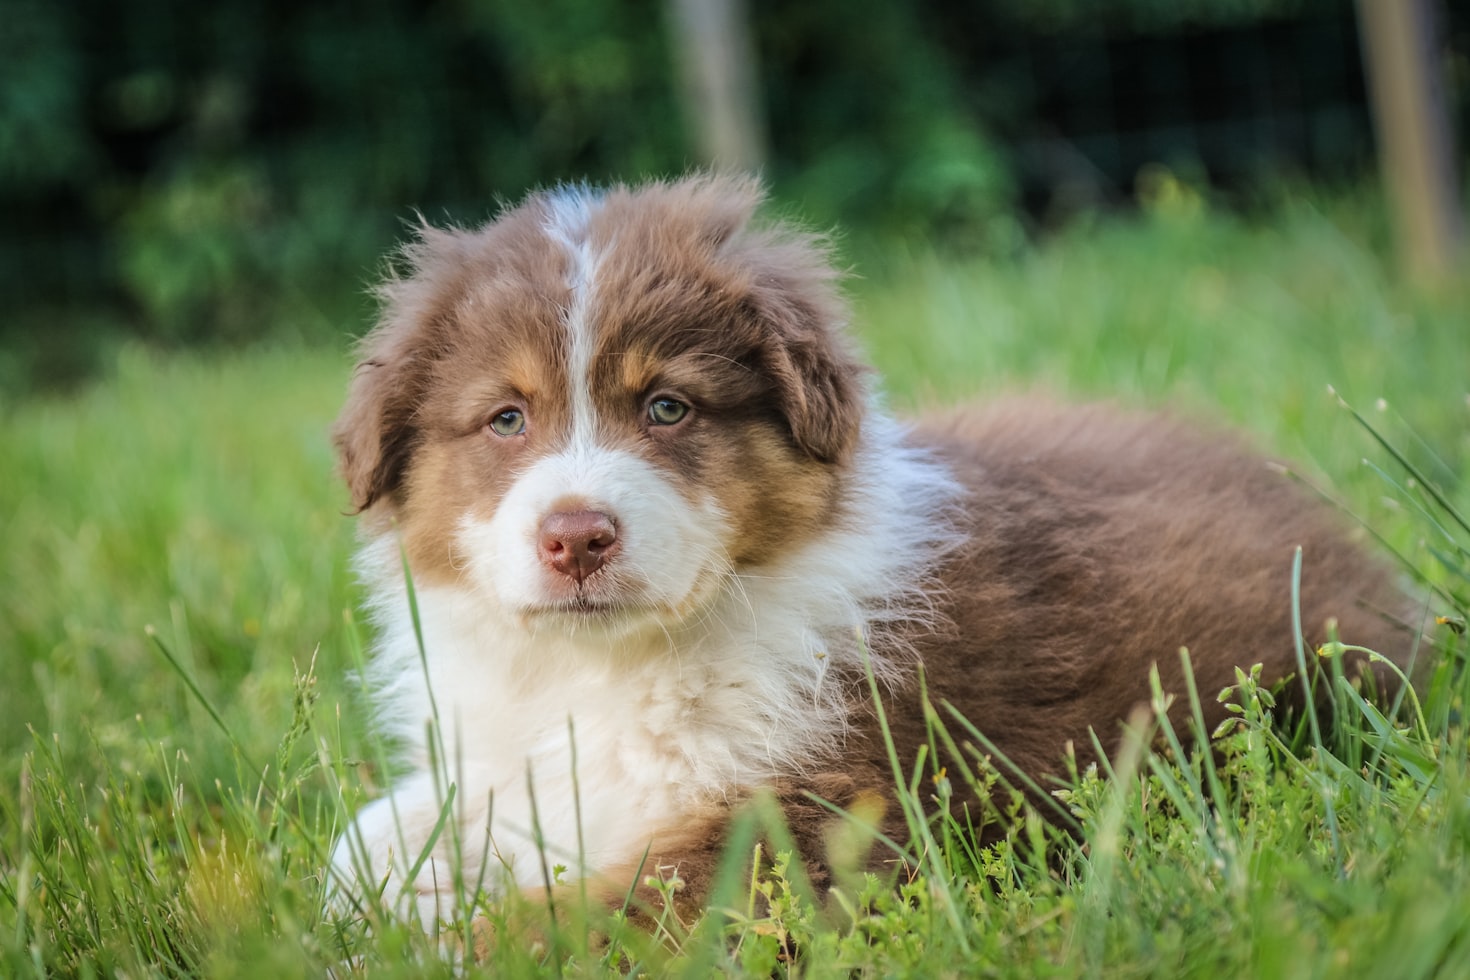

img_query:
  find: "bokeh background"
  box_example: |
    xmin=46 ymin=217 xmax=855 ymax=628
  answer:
xmin=3 ymin=0 xmax=1466 ymax=390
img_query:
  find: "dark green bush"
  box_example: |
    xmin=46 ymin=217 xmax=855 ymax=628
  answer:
xmin=4 ymin=0 xmax=1451 ymax=391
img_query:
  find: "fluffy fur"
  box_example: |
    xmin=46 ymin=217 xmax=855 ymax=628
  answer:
xmin=328 ymin=174 xmax=1416 ymax=926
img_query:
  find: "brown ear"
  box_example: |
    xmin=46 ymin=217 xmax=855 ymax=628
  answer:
xmin=332 ymin=224 xmax=467 ymax=512
xmin=331 ymin=350 xmax=424 ymax=513
xmin=736 ymin=229 xmax=868 ymax=465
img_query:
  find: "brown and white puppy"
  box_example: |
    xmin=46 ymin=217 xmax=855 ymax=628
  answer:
xmin=328 ymin=174 xmax=1413 ymax=925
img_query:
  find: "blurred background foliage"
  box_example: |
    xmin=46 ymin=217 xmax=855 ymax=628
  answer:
xmin=1 ymin=0 xmax=1466 ymax=390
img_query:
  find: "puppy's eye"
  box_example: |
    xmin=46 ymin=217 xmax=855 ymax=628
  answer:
xmin=647 ymin=398 xmax=689 ymax=427
xmin=487 ymin=409 xmax=527 ymax=437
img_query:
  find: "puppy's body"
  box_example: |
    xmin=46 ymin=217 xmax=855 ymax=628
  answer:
xmin=329 ymin=176 xmax=1412 ymax=924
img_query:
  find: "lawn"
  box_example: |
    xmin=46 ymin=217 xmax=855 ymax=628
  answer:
xmin=2 ymin=188 xmax=1468 ymax=976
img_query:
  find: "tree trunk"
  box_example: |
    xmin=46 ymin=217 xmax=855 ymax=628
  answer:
xmin=1356 ymin=0 xmax=1465 ymax=286
xmin=668 ymin=0 xmax=767 ymax=173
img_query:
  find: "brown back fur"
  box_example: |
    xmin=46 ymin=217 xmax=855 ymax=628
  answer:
xmin=873 ymin=398 xmax=1417 ymax=832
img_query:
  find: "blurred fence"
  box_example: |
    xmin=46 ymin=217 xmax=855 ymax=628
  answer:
xmin=992 ymin=14 xmax=1376 ymax=215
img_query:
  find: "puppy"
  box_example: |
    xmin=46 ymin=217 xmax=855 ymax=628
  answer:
xmin=328 ymin=174 xmax=1413 ymax=926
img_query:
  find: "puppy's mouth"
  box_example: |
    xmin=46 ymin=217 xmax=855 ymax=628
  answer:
xmin=530 ymin=594 xmax=630 ymax=617
xmin=519 ymin=577 xmax=651 ymax=622
xmin=516 ymin=594 xmax=665 ymax=641
xmin=519 ymin=569 xmax=723 ymax=632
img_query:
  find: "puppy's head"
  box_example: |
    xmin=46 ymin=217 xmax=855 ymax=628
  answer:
xmin=333 ymin=175 xmax=867 ymax=637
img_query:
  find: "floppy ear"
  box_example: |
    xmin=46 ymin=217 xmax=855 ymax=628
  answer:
xmin=332 ymin=348 xmax=424 ymax=513
xmin=332 ymin=225 xmax=466 ymax=512
xmin=736 ymin=229 xmax=869 ymax=465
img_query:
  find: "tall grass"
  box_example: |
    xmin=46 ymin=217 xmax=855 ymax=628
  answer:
xmin=2 ymin=192 xmax=1467 ymax=975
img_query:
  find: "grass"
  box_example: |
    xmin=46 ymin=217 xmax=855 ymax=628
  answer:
xmin=2 ymin=188 xmax=1468 ymax=976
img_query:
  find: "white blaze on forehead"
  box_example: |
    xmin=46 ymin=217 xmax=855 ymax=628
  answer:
xmin=541 ymin=186 xmax=607 ymax=449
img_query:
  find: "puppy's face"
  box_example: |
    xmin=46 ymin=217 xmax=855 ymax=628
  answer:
xmin=334 ymin=177 xmax=867 ymax=640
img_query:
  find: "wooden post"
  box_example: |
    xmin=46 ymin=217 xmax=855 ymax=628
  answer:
xmin=667 ymin=0 xmax=766 ymax=173
xmin=1356 ymin=0 xmax=1465 ymax=286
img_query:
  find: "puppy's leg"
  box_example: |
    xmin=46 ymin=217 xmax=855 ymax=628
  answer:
xmin=328 ymin=771 xmax=495 ymax=927
xmin=576 ymin=770 xmax=893 ymax=932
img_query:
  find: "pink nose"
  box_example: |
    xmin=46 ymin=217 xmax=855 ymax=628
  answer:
xmin=538 ymin=510 xmax=620 ymax=583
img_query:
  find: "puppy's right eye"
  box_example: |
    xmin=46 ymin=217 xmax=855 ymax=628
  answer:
xmin=487 ymin=409 xmax=527 ymax=437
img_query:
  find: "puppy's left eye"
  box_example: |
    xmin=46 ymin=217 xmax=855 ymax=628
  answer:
xmin=647 ymin=398 xmax=690 ymax=426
